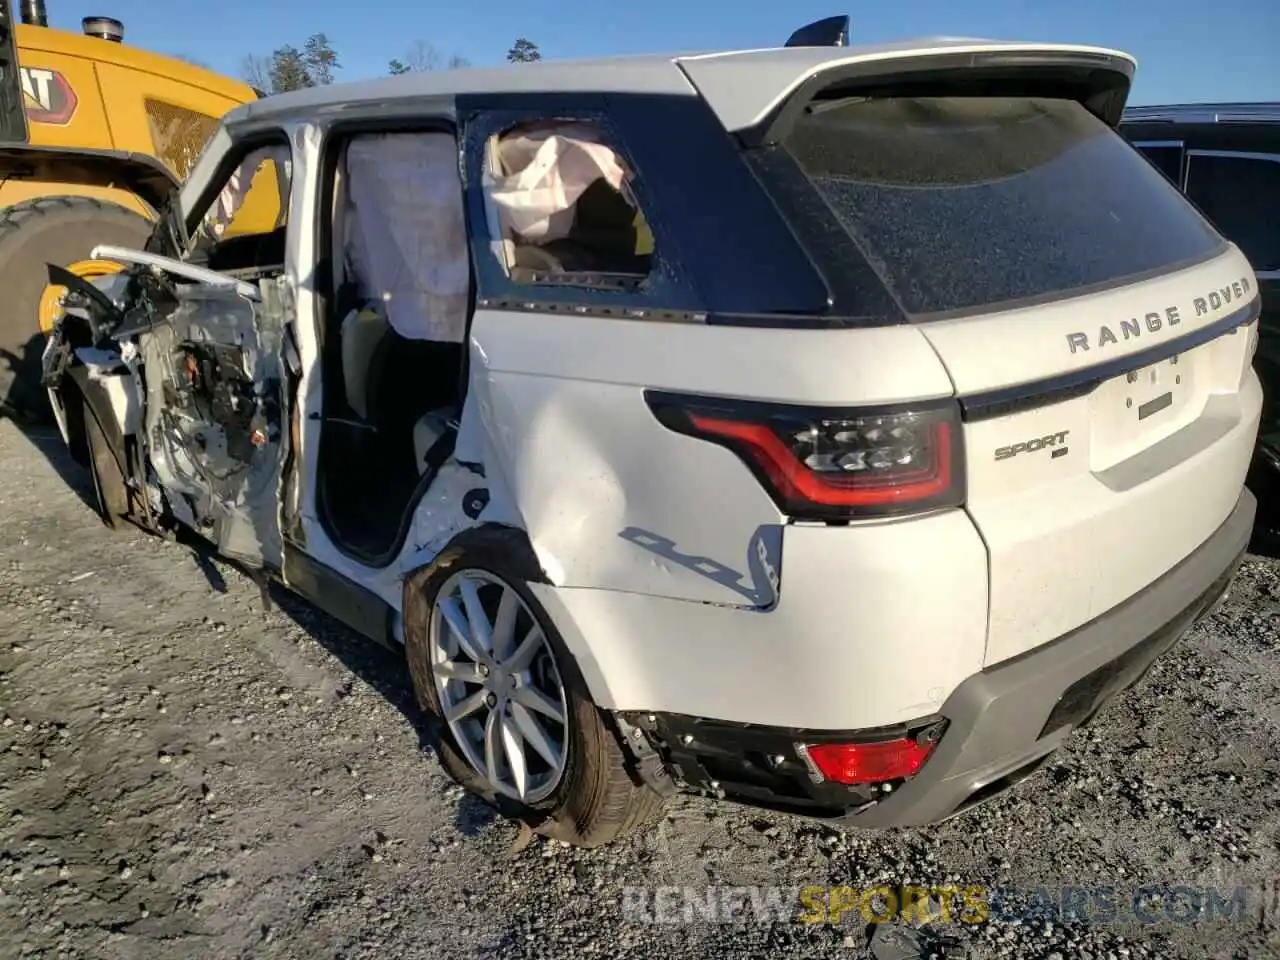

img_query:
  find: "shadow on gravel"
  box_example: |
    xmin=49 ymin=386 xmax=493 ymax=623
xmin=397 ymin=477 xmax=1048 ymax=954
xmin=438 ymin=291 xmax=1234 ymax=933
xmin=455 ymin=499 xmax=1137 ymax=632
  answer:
xmin=261 ymin=581 xmax=501 ymax=838
xmin=7 ymin=415 xmax=502 ymax=840
xmin=3 ymin=417 xmax=100 ymax=516
xmin=1246 ymin=461 xmax=1280 ymax=559
xmin=456 ymin=793 xmax=499 ymax=836
xmin=164 ymin=525 xmax=231 ymax=594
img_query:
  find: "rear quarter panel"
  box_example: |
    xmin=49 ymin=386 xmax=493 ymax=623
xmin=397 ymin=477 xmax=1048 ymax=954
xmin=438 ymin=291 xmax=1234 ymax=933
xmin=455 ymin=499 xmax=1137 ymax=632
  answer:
xmin=464 ymin=306 xmax=954 ymax=607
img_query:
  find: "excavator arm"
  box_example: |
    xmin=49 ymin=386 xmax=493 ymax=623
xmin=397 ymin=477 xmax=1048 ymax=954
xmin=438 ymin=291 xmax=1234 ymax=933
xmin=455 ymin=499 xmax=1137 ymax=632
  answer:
xmin=0 ymin=0 xmax=28 ymax=141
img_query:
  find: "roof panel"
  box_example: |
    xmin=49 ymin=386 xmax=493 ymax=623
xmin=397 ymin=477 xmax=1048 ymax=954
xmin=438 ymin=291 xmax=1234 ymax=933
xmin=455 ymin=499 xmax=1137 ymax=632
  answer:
xmin=227 ymin=55 xmax=699 ymax=127
xmin=225 ymin=37 xmax=1136 ymax=134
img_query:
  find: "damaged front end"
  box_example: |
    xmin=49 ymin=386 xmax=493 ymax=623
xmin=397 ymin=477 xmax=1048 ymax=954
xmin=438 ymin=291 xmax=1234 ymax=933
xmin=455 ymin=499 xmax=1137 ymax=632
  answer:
xmin=42 ymin=249 xmax=291 ymax=568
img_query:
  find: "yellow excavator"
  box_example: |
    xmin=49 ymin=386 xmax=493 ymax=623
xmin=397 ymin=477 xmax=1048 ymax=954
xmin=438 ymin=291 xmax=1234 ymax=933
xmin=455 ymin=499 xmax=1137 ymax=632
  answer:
xmin=0 ymin=0 xmax=266 ymax=420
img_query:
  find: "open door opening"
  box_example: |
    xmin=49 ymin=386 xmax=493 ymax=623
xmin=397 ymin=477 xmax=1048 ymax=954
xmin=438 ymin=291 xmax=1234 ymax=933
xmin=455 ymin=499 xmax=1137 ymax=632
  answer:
xmin=315 ymin=131 xmax=471 ymax=564
xmin=313 ymin=122 xmax=655 ymax=566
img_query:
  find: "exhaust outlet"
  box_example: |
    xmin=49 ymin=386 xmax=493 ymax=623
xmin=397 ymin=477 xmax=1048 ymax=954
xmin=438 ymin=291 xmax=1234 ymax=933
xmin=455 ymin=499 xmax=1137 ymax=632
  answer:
xmin=20 ymin=0 xmax=48 ymax=27
xmin=81 ymin=16 xmax=123 ymax=42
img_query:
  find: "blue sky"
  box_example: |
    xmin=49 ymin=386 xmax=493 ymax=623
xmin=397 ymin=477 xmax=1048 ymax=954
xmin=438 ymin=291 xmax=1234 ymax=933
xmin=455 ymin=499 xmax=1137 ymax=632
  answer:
xmin=45 ymin=0 xmax=1280 ymax=105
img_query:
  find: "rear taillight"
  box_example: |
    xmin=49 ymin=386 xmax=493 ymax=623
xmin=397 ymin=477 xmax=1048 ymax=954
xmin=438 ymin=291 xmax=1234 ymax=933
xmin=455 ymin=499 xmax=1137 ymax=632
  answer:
xmin=798 ymin=736 xmax=938 ymax=786
xmin=646 ymin=391 xmax=964 ymax=520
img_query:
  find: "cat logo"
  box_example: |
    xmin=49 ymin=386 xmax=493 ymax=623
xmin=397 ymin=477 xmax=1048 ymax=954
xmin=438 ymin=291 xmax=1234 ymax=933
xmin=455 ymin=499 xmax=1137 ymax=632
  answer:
xmin=20 ymin=67 xmax=78 ymax=125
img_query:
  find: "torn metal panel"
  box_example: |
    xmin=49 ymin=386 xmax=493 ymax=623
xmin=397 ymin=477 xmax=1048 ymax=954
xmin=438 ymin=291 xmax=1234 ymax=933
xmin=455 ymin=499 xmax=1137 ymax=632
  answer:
xmin=137 ymin=278 xmax=287 ymax=569
xmin=72 ymin=347 xmax=141 ymax=437
xmin=401 ymin=459 xmax=490 ymax=570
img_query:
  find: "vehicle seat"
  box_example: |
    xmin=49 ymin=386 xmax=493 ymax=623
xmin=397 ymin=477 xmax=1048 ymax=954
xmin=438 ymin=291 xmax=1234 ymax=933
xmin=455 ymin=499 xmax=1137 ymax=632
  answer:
xmin=340 ymin=307 xmax=392 ymax=421
xmin=363 ymin=334 xmax=463 ymax=473
xmin=412 ymin=406 xmax=459 ymax=474
xmin=529 ymin=178 xmax=651 ymax=275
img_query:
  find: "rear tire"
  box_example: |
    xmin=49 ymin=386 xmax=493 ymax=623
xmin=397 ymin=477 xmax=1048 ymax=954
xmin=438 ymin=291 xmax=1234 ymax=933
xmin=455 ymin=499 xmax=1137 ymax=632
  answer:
xmin=404 ymin=527 xmax=663 ymax=848
xmin=0 ymin=197 xmax=151 ymax=421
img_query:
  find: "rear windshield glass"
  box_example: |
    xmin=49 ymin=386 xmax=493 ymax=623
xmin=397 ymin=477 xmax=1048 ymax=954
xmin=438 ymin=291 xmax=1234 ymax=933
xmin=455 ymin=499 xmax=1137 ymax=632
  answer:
xmin=769 ymin=96 xmax=1225 ymax=317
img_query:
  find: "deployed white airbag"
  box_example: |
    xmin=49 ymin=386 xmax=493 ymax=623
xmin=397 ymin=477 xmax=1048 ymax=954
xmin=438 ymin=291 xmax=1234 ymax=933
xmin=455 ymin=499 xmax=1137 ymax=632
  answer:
xmin=343 ymin=133 xmax=469 ymax=343
xmin=488 ymin=124 xmax=628 ymax=243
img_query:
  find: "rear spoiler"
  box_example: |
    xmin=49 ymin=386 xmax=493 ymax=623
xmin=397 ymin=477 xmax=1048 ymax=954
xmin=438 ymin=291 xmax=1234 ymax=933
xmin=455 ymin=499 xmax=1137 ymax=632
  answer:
xmin=740 ymin=47 xmax=1136 ymax=146
xmin=0 ymin=144 xmax=178 ymax=213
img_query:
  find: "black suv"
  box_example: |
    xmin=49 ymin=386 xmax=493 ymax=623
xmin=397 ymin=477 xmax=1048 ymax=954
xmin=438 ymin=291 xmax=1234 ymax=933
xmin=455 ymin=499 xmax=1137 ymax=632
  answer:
xmin=1122 ymin=104 xmax=1280 ymax=543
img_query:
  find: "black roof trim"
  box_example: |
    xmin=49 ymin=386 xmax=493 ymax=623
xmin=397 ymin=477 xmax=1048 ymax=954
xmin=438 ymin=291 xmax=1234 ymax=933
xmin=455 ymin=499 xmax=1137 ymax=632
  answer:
xmin=1123 ymin=102 xmax=1280 ymax=125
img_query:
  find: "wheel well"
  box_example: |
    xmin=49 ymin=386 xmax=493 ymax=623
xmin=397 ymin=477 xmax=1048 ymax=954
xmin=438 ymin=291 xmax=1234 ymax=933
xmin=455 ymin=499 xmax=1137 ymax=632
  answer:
xmin=0 ymin=144 xmax=178 ymax=214
xmin=55 ymin=378 xmax=91 ymax=469
xmin=63 ymin=367 xmax=131 ymax=480
xmin=401 ymin=524 xmax=547 ymax=640
xmin=0 ymin=182 xmax=154 ymax=221
xmin=404 ymin=522 xmax=546 ymax=590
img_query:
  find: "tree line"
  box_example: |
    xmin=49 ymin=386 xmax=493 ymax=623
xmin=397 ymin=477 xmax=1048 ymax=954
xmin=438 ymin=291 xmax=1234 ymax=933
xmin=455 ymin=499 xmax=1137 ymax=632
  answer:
xmin=241 ymin=35 xmax=543 ymax=95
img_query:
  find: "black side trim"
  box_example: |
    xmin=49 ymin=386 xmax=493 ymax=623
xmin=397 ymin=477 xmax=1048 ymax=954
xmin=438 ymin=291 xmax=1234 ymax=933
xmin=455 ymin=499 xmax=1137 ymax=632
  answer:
xmin=960 ymin=297 xmax=1260 ymax=421
xmin=476 ymin=297 xmax=704 ymax=324
xmin=282 ymin=543 xmax=396 ymax=648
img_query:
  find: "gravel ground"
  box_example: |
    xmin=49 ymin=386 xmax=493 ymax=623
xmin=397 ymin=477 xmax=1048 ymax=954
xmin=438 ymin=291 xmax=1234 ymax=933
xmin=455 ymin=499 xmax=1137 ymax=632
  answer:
xmin=2 ymin=416 xmax=1280 ymax=960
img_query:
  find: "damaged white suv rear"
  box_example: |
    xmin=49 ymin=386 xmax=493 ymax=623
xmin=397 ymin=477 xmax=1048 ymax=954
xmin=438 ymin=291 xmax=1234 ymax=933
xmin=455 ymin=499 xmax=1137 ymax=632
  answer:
xmin=41 ymin=19 xmax=1262 ymax=847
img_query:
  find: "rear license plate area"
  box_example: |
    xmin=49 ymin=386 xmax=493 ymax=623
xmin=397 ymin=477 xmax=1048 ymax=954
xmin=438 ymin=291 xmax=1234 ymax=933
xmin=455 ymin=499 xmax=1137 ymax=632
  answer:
xmin=1089 ymin=351 xmax=1200 ymax=468
xmin=1118 ymin=355 xmax=1189 ymax=421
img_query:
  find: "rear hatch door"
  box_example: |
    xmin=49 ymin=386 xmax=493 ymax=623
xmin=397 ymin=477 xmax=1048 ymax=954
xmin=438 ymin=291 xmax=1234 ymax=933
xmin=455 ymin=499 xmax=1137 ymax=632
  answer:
xmin=709 ymin=48 xmax=1262 ymax=665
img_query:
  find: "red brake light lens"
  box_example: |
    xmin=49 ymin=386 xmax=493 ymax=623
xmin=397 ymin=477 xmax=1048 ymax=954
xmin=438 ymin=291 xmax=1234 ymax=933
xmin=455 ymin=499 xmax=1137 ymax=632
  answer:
xmin=802 ymin=737 xmax=937 ymax=786
xmin=647 ymin=392 xmax=964 ymax=520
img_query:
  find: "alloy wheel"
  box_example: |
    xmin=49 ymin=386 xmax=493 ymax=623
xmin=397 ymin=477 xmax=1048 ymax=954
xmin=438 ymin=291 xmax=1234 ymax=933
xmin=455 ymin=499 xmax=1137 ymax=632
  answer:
xmin=429 ymin=569 xmax=570 ymax=803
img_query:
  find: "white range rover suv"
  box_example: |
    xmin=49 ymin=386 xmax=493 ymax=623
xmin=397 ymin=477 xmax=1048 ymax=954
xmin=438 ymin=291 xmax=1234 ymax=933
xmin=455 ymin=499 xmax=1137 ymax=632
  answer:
xmin=40 ymin=17 xmax=1262 ymax=847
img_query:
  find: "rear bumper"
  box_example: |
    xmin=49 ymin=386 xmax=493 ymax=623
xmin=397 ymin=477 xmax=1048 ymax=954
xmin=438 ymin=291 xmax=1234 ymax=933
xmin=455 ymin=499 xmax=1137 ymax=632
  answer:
xmin=638 ymin=487 xmax=1254 ymax=826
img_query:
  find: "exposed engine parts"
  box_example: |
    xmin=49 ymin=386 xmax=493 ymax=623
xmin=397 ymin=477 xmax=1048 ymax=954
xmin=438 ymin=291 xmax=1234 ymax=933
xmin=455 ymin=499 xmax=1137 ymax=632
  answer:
xmin=166 ymin=341 xmax=277 ymax=467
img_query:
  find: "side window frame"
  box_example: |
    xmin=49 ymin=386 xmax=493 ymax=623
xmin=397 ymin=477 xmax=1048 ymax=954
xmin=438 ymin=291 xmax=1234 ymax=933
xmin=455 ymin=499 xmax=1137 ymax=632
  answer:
xmin=1132 ymin=139 xmax=1187 ymax=189
xmin=458 ymin=95 xmax=703 ymax=320
xmin=180 ymin=128 xmax=295 ymax=268
xmin=1186 ymin=148 xmax=1280 ymax=279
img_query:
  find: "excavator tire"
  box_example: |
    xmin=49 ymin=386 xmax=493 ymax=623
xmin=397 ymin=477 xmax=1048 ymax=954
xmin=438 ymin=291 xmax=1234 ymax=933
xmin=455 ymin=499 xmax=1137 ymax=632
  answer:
xmin=0 ymin=196 xmax=151 ymax=421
